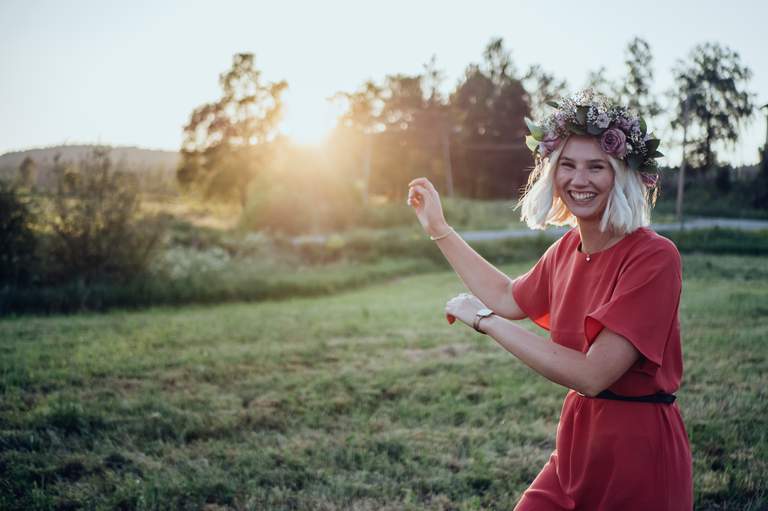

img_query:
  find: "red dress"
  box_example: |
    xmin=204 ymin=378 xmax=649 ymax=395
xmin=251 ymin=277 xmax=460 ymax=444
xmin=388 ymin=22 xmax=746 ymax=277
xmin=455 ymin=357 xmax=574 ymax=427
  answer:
xmin=510 ymin=226 xmax=693 ymax=510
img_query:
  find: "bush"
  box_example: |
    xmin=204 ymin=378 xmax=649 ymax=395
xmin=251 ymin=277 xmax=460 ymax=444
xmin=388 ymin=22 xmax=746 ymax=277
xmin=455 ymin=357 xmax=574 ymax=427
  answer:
xmin=0 ymin=181 xmax=38 ymax=286
xmin=662 ymin=226 xmax=768 ymax=256
xmin=42 ymin=147 xmax=167 ymax=286
xmin=237 ymin=143 xmax=374 ymax=235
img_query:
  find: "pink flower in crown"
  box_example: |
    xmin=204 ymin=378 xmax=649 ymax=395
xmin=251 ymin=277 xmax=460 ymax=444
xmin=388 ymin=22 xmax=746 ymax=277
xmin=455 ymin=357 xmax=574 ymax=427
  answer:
xmin=539 ymin=133 xmax=563 ymax=158
xmin=600 ymin=128 xmax=627 ymax=158
xmin=641 ymin=172 xmax=659 ymax=188
xmin=615 ymin=116 xmax=634 ymax=133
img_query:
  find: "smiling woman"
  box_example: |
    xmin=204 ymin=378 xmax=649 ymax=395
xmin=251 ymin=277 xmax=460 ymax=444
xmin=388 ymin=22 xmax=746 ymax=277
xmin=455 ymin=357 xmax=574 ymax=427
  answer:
xmin=407 ymin=88 xmax=693 ymax=510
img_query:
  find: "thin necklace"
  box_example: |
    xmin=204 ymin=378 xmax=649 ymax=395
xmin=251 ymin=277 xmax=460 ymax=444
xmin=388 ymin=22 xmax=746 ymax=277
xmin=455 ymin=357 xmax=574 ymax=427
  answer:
xmin=581 ymin=233 xmax=620 ymax=262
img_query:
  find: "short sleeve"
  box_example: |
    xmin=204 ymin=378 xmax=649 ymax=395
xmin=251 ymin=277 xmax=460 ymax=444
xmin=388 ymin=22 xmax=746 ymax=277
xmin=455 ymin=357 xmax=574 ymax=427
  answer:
xmin=584 ymin=243 xmax=682 ymax=376
xmin=511 ymin=240 xmax=558 ymax=330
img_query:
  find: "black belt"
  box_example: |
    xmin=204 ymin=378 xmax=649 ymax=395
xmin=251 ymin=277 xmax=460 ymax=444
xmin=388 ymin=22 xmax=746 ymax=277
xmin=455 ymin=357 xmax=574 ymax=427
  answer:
xmin=577 ymin=389 xmax=676 ymax=404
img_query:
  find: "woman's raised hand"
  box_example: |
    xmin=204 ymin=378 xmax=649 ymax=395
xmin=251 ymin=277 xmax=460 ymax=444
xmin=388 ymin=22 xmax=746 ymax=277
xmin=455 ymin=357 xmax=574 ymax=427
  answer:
xmin=407 ymin=177 xmax=449 ymax=237
xmin=407 ymin=177 xmax=456 ymax=325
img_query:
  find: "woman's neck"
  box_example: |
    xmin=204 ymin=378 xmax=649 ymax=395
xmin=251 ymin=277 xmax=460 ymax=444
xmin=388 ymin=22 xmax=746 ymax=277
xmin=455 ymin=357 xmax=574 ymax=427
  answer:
xmin=576 ymin=219 xmax=621 ymax=254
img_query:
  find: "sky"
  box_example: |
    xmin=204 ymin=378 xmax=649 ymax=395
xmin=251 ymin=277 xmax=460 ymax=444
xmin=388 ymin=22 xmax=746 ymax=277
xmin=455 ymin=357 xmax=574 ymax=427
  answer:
xmin=1 ymin=0 xmax=767 ymax=166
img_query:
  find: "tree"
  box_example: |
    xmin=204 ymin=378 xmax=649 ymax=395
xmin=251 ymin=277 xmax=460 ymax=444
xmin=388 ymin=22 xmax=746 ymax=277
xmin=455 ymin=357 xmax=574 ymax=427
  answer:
xmin=331 ymin=80 xmax=384 ymax=134
xmin=482 ymin=37 xmax=517 ymax=89
xmin=450 ymin=37 xmax=531 ymax=198
xmin=583 ymin=66 xmax=618 ymax=98
xmin=177 ymin=53 xmax=288 ymax=206
xmin=18 ymin=156 xmax=37 ymax=189
xmin=670 ymin=42 xmax=756 ymax=172
xmin=522 ymin=64 xmax=569 ymax=122
xmin=618 ymin=37 xmax=661 ymax=122
xmin=379 ymin=73 xmax=425 ymax=131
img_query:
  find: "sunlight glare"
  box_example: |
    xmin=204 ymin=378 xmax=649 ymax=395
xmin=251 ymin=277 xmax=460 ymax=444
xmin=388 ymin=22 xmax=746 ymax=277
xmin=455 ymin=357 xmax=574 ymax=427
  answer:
xmin=280 ymin=90 xmax=345 ymax=146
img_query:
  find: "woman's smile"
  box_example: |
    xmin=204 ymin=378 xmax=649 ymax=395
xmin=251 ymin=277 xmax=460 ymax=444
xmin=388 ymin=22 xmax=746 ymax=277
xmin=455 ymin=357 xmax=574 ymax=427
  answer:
xmin=569 ymin=191 xmax=598 ymax=203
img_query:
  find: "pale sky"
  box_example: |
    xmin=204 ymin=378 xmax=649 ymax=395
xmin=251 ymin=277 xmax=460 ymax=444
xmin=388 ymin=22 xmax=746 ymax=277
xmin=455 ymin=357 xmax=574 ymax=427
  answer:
xmin=1 ymin=0 xmax=766 ymax=166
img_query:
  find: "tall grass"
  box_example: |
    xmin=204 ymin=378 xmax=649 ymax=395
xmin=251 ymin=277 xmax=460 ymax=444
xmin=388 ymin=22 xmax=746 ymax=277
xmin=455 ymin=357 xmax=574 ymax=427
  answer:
xmin=3 ymin=226 xmax=767 ymax=315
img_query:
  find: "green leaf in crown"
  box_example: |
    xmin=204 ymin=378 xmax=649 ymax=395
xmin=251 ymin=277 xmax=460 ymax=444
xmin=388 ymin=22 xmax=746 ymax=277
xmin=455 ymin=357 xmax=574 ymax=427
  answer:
xmin=524 ymin=117 xmax=545 ymax=141
xmin=525 ymin=135 xmax=540 ymax=153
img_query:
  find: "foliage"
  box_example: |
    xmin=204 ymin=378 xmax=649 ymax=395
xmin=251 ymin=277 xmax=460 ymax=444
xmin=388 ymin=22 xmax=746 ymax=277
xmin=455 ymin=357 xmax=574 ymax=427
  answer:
xmin=654 ymin=165 xmax=768 ymax=219
xmin=670 ymin=42 xmax=757 ymax=172
xmin=3 ymin=220 xmax=767 ymax=314
xmin=43 ymin=146 xmax=166 ymax=286
xmin=0 ymin=181 xmax=38 ymax=287
xmin=239 ymin=144 xmax=363 ymax=236
xmin=177 ymin=53 xmax=288 ymax=206
xmin=522 ymin=64 xmax=569 ymax=123
xmin=448 ymin=38 xmax=531 ymax=198
xmin=617 ymin=37 xmax=662 ymax=122
xmin=582 ymin=66 xmax=616 ymax=98
xmin=329 ymin=38 xmax=533 ymax=202
xmin=17 ymin=156 xmax=37 ymax=189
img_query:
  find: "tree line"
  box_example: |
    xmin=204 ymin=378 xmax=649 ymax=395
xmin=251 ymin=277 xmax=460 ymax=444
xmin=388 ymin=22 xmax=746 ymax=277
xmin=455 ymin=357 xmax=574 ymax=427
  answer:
xmin=178 ymin=37 xmax=758 ymax=205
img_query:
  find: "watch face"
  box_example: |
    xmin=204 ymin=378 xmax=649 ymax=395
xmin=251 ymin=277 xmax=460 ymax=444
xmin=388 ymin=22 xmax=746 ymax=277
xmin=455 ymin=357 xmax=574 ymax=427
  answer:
xmin=477 ymin=308 xmax=493 ymax=317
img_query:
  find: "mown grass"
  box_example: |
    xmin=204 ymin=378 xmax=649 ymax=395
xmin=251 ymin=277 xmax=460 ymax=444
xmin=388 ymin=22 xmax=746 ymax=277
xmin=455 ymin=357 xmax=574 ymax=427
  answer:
xmin=1 ymin=253 xmax=767 ymax=510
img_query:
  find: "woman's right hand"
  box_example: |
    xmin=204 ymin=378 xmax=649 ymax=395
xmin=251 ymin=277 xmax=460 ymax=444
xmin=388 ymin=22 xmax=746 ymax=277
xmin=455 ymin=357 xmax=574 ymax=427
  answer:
xmin=407 ymin=177 xmax=449 ymax=237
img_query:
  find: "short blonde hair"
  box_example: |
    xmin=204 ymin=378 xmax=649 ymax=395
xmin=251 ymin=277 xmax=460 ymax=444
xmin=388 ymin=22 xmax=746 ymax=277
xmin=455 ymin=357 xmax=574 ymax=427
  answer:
xmin=513 ymin=134 xmax=655 ymax=234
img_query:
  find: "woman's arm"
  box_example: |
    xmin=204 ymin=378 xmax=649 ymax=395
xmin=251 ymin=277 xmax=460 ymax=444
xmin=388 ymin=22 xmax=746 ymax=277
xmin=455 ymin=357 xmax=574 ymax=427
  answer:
xmin=479 ymin=314 xmax=641 ymax=396
xmin=431 ymin=226 xmax=527 ymax=320
xmin=407 ymin=177 xmax=525 ymax=320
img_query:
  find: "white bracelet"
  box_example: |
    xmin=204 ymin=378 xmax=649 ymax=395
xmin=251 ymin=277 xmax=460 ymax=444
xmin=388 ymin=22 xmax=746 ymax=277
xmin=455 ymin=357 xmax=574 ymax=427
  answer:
xmin=430 ymin=227 xmax=455 ymax=241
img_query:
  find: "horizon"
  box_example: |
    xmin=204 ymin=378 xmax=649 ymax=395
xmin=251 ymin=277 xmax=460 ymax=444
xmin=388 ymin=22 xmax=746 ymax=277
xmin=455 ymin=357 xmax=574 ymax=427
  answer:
xmin=1 ymin=0 xmax=766 ymax=166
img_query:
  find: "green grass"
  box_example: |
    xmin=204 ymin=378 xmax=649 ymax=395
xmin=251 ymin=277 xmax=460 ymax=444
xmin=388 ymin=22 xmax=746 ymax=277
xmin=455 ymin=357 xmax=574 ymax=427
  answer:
xmin=6 ymin=225 xmax=767 ymax=316
xmin=1 ymin=253 xmax=767 ymax=510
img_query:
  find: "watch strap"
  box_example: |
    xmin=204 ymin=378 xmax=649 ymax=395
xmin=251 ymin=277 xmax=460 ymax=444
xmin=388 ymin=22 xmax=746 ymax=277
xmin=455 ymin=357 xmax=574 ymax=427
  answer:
xmin=473 ymin=312 xmax=493 ymax=334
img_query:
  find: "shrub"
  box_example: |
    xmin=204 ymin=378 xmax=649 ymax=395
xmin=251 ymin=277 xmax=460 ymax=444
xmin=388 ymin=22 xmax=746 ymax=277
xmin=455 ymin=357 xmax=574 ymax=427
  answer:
xmin=42 ymin=147 xmax=167 ymax=285
xmin=0 ymin=181 xmax=38 ymax=286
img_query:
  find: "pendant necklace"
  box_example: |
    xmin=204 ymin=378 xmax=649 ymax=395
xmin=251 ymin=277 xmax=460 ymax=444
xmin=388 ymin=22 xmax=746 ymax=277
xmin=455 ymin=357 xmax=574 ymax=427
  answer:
xmin=581 ymin=234 xmax=619 ymax=262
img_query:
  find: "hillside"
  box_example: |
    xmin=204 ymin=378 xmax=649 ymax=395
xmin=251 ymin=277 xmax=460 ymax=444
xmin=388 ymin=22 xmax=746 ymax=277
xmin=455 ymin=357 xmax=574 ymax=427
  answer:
xmin=0 ymin=144 xmax=179 ymax=171
xmin=0 ymin=144 xmax=180 ymax=190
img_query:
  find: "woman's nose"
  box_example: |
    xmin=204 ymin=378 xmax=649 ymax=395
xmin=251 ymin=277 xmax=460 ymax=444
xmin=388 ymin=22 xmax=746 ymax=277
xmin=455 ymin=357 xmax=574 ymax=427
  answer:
xmin=570 ymin=169 xmax=591 ymax=185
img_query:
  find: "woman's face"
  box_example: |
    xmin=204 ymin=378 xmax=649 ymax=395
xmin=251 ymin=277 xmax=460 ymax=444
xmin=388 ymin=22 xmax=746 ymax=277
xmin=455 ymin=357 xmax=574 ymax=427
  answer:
xmin=554 ymin=135 xmax=615 ymax=222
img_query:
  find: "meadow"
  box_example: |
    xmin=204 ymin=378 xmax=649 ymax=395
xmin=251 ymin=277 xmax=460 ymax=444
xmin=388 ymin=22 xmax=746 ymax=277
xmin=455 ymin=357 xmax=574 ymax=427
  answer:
xmin=1 ymin=252 xmax=766 ymax=510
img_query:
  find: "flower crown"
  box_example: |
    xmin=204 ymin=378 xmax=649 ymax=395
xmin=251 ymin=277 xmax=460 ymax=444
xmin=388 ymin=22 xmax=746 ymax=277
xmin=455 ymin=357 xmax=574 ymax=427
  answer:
xmin=524 ymin=88 xmax=663 ymax=189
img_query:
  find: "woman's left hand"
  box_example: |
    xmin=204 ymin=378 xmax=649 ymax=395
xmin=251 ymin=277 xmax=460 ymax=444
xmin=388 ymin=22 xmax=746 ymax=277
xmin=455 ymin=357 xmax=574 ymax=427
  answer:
xmin=445 ymin=293 xmax=487 ymax=329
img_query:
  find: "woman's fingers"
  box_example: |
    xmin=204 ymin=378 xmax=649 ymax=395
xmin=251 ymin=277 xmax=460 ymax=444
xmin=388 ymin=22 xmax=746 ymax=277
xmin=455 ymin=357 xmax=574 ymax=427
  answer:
xmin=410 ymin=184 xmax=430 ymax=206
xmin=408 ymin=177 xmax=438 ymax=197
xmin=412 ymin=178 xmax=438 ymax=196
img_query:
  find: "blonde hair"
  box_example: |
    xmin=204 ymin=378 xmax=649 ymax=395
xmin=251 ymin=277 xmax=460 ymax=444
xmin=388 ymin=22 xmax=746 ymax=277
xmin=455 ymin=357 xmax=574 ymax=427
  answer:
xmin=513 ymin=134 xmax=655 ymax=235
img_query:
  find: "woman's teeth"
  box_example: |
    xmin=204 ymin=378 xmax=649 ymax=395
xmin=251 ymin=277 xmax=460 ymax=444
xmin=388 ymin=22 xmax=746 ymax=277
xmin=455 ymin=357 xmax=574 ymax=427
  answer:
xmin=570 ymin=191 xmax=597 ymax=202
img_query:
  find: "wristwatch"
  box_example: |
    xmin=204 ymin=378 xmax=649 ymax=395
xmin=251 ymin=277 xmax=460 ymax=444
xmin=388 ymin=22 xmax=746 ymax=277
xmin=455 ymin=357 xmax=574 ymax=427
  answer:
xmin=473 ymin=307 xmax=495 ymax=334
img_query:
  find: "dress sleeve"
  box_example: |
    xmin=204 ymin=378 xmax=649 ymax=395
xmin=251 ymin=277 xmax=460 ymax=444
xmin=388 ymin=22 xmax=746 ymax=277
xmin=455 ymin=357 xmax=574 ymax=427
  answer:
xmin=511 ymin=240 xmax=558 ymax=330
xmin=584 ymin=241 xmax=682 ymax=376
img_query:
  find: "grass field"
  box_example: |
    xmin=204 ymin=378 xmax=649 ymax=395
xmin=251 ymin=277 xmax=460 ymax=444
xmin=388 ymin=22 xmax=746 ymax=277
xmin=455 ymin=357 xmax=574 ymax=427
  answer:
xmin=1 ymin=253 xmax=766 ymax=510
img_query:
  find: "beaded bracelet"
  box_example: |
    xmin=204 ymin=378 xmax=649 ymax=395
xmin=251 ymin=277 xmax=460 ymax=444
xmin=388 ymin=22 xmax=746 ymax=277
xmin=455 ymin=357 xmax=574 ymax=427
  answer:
xmin=430 ymin=227 xmax=455 ymax=241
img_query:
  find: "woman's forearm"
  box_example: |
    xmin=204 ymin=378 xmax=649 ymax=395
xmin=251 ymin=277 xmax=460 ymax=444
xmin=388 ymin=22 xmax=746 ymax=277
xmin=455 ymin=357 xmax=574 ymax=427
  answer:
xmin=430 ymin=224 xmax=519 ymax=318
xmin=479 ymin=313 xmax=597 ymax=396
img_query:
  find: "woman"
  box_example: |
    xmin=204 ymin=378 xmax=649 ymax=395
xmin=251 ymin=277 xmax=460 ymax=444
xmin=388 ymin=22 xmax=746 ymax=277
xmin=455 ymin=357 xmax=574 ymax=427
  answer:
xmin=407 ymin=89 xmax=693 ymax=510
